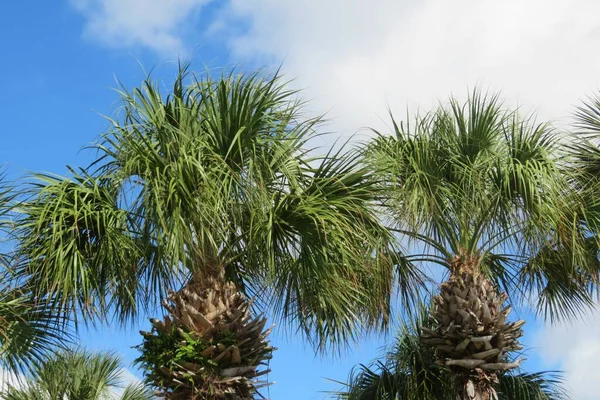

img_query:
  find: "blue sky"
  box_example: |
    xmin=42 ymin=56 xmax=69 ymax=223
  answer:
xmin=2 ymin=1 xmax=600 ymax=398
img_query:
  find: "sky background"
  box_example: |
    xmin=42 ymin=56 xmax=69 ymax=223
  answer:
xmin=1 ymin=1 xmax=600 ymax=399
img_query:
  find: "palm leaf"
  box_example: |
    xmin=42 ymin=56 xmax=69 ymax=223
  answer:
xmin=2 ymin=348 xmax=151 ymax=400
xmin=0 ymin=173 xmax=69 ymax=377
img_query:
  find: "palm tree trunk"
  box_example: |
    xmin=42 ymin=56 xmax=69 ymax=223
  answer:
xmin=422 ymin=257 xmax=524 ymax=400
xmin=139 ymin=270 xmax=274 ymax=399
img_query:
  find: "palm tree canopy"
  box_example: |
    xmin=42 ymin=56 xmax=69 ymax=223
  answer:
xmin=334 ymin=306 xmax=567 ymax=400
xmin=15 ymin=64 xmax=418 ymax=350
xmin=363 ymin=91 xmax=600 ymax=320
xmin=1 ymin=348 xmax=151 ymax=400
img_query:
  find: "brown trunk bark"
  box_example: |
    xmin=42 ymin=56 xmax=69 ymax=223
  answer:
xmin=422 ymin=252 xmax=522 ymax=400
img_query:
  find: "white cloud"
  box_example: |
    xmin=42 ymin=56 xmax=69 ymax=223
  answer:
xmin=535 ymin=308 xmax=600 ymax=400
xmin=214 ymin=0 xmax=600 ymax=137
xmin=71 ymin=0 xmax=214 ymax=55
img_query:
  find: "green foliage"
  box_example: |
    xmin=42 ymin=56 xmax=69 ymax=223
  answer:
xmin=0 ymin=285 xmax=68 ymax=376
xmin=0 ymin=172 xmax=69 ymax=377
xmin=14 ymin=62 xmax=416 ymax=351
xmin=135 ymin=324 xmax=255 ymax=389
xmin=363 ymin=90 xmax=600 ymax=321
xmin=135 ymin=325 xmax=182 ymax=386
xmin=2 ymin=348 xmax=152 ymax=400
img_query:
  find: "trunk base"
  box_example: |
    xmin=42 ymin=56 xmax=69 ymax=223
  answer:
xmin=422 ymin=270 xmax=523 ymax=400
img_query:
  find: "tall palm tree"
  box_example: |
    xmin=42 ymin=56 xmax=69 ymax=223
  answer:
xmin=15 ymin=64 xmax=416 ymax=398
xmin=1 ymin=348 xmax=151 ymax=400
xmin=0 ymin=174 xmax=65 ymax=377
xmin=361 ymin=92 xmax=599 ymax=399
xmin=334 ymin=306 xmax=567 ymax=400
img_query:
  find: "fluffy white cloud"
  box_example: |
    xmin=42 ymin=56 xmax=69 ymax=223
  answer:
xmin=535 ymin=308 xmax=600 ymax=400
xmin=70 ymin=0 xmax=214 ymax=55
xmin=70 ymin=0 xmax=600 ymax=135
xmin=215 ymin=0 xmax=600 ymax=136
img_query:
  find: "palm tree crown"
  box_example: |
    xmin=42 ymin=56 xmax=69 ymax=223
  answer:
xmin=362 ymin=91 xmax=599 ymax=399
xmin=17 ymin=64 xmax=407 ymax=346
xmin=366 ymin=91 xmax=598 ymax=319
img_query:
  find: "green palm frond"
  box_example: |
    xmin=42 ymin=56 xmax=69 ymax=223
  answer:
xmin=0 ymin=285 xmax=68 ymax=377
xmin=15 ymin=170 xmax=147 ymax=324
xmin=573 ymin=91 xmax=600 ymax=135
xmin=0 ymin=172 xmax=70 ymax=377
xmin=264 ymin=147 xmax=420 ymax=349
xmin=498 ymin=372 xmax=567 ymax=400
xmin=119 ymin=383 xmax=154 ymax=400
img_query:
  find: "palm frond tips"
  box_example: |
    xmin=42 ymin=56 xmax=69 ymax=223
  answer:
xmin=0 ymin=287 xmax=69 ymax=376
xmin=15 ymin=171 xmax=149 ymax=324
xmin=0 ymin=173 xmax=70 ymax=377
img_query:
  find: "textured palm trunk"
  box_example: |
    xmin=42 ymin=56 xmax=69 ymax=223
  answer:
xmin=140 ymin=270 xmax=274 ymax=399
xmin=421 ymin=256 xmax=524 ymax=400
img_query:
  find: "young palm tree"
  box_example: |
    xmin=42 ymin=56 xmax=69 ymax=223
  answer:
xmin=1 ymin=348 xmax=151 ymax=400
xmin=334 ymin=307 xmax=567 ymax=400
xmin=362 ymin=92 xmax=599 ymax=399
xmin=15 ymin=64 xmax=415 ymax=398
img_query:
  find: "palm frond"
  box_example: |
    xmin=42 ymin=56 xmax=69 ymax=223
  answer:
xmin=264 ymin=147 xmax=422 ymax=349
xmin=15 ymin=170 xmax=147 ymax=324
xmin=0 ymin=285 xmax=69 ymax=377
xmin=120 ymin=383 xmax=153 ymax=400
xmin=0 ymin=173 xmax=70 ymax=377
xmin=498 ymin=372 xmax=568 ymax=400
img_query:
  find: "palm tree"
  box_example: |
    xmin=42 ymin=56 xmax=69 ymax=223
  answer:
xmin=0 ymin=174 xmax=65 ymax=377
xmin=1 ymin=348 xmax=151 ymax=400
xmin=15 ymin=64 xmax=415 ymax=398
xmin=361 ymin=92 xmax=599 ymax=399
xmin=334 ymin=306 xmax=567 ymax=400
